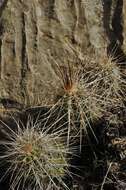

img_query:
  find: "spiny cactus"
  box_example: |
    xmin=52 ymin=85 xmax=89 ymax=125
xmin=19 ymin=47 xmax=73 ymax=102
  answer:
xmin=87 ymin=52 xmax=126 ymax=109
xmin=0 ymin=115 xmax=73 ymax=190
xmin=43 ymin=42 xmax=126 ymax=148
xmin=44 ymin=49 xmax=104 ymax=147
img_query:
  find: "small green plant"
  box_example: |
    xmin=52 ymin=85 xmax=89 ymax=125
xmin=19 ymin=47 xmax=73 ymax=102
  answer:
xmin=0 ymin=117 xmax=72 ymax=190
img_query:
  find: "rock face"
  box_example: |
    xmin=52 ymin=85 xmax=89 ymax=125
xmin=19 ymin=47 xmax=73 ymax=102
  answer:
xmin=0 ymin=0 xmax=125 ymax=108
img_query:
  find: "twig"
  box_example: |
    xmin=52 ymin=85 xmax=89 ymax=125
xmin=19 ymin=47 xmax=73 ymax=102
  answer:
xmin=100 ymin=162 xmax=113 ymax=190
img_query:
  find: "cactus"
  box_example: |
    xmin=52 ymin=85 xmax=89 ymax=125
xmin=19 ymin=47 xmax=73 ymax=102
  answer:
xmin=43 ymin=42 xmax=126 ymax=147
xmin=44 ymin=47 xmax=105 ymax=147
xmin=87 ymin=51 xmax=126 ymax=109
xmin=0 ymin=113 xmax=72 ymax=190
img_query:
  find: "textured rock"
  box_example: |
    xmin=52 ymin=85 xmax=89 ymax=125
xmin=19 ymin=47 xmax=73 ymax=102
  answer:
xmin=123 ymin=0 xmax=126 ymax=52
xmin=82 ymin=0 xmax=107 ymax=51
xmin=0 ymin=0 xmax=125 ymax=109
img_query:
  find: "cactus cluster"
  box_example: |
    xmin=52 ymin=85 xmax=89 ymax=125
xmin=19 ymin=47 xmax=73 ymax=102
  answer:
xmin=0 ymin=44 xmax=125 ymax=190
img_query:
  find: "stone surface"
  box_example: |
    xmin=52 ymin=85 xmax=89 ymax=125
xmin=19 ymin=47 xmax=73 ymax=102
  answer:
xmin=123 ymin=0 xmax=126 ymax=53
xmin=0 ymin=0 xmax=125 ymax=109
